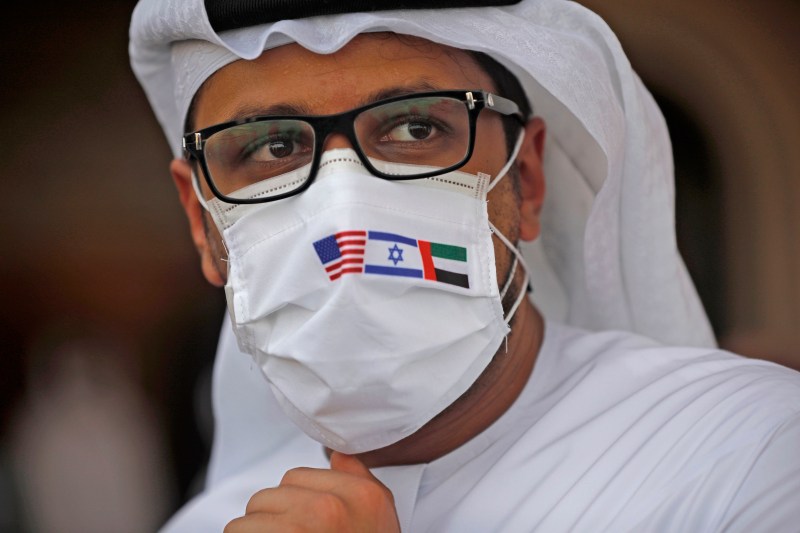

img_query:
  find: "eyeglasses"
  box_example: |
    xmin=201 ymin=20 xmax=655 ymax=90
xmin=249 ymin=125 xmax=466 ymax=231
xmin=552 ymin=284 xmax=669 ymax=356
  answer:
xmin=183 ymin=90 xmax=525 ymax=204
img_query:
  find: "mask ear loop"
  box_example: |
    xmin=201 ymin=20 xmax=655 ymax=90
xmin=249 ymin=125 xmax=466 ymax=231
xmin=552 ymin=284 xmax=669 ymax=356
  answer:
xmin=487 ymin=131 xmax=525 ymax=193
xmin=484 ymin=129 xmax=530 ymax=327
xmin=191 ymin=171 xmax=229 ymax=262
xmin=490 ymin=221 xmax=531 ymax=326
xmin=191 ymin=171 xmax=211 ymax=212
xmin=219 ymin=239 xmax=230 ymax=263
xmin=499 ymin=255 xmax=518 ymax=302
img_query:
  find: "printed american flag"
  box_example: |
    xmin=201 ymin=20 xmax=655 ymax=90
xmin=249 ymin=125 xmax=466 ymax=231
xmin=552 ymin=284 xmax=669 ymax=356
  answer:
xmin=312 ymin=231 xmax=366 ymax=280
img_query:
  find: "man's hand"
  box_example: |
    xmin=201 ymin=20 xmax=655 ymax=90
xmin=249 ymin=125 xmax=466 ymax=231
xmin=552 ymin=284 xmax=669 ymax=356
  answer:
xmin=224 ymin=452 xmax=401 ymax=532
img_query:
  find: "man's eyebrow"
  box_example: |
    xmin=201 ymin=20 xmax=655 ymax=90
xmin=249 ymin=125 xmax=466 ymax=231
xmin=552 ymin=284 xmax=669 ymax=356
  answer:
xmin=224 ymin=80 xmax=446 ymax=121
xmin=360 ymin=81 xmax=444 ymax=106
xmin=227 ymin=102 xmax=312 ymax=121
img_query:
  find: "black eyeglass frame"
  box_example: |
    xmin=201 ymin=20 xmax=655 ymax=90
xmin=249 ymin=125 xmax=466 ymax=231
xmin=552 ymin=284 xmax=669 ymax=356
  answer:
xmin=183 ymin=90 xmax=526 ymax=204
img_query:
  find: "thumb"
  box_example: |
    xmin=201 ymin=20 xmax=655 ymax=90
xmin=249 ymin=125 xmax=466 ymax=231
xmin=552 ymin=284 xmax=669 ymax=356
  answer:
xmin=330 ymin=451 xmax=373 ymax=478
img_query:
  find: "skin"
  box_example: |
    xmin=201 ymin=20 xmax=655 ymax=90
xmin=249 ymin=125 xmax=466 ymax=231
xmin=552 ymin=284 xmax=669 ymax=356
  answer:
xmin=170 ymin=33 xmax=547 ymax=532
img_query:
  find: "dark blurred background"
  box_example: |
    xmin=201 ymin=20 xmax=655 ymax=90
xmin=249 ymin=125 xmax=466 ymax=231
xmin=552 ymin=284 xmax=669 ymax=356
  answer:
xmin=0 ymin=2 xmax=224 ymax=530
xmin=0 ymin=0 xmax=798 ymax=530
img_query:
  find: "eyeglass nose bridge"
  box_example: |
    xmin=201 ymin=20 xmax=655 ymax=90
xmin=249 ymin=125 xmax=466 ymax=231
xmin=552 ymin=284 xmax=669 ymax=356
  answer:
xmin=316 ymin=112 xmax=362 ymax=152
xmin=305 ymin=110 xmax=372 ymax=180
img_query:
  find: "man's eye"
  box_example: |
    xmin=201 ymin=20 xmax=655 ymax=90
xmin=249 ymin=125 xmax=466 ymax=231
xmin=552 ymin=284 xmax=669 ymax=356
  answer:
xmin=245 ymin=137 xmax=303 ymax=161
xmin=380 ymin=119 xmax=436 ymax=142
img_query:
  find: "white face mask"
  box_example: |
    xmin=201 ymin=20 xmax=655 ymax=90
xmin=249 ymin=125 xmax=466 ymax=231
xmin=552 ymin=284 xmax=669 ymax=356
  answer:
xmin=203 ymin=142 xmax=529 ymax=454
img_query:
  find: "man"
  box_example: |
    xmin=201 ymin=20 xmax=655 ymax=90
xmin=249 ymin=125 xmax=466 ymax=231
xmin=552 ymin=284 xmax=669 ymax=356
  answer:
xmin=130 ymin=1 xmax=800 ymax=531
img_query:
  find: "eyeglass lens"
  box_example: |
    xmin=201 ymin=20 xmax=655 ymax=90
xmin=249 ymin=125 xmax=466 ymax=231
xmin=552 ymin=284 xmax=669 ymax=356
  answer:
xmin=202 ymin=96 xmax=471 ymax=201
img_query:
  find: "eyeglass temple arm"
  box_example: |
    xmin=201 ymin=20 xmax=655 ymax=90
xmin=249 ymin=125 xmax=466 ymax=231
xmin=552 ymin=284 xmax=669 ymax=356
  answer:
xmin=481 ymin=92 xmax=527 ymax=123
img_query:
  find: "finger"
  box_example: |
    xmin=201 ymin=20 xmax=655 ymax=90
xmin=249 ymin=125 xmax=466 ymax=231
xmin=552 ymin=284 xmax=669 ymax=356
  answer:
xmin=245 ymin=485 xmax=321 ymax=515
xmin=280 ymin=465 xmax=357 ymax=490
xmin=267 ymin=463 xmax=399 ymax=532
xmin=329 ymin=451 xmax=373 ymax=478
xmin=245 ymin=486 xmax=286 ymax=515
xmin=330 ymin=452 xmax=397 ymax=511
xmin=224 ymin=512 xmax=283 ymax=533
xmin=279 ymin=462 xmax=382 ymax=493
xmin=244 ymin=488 xmax=351 ymax=531
xmin=279 ymin=463 xmax=396 ymax=512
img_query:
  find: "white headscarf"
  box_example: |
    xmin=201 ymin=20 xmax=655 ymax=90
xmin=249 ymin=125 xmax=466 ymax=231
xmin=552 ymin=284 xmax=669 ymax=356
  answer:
xmin=130 ymin=0 xmax=715 ymax=486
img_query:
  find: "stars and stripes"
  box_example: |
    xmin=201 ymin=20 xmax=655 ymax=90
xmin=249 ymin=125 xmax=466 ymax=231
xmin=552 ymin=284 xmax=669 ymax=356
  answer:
xmin=312 ymin=230 xmax=366 ymax=281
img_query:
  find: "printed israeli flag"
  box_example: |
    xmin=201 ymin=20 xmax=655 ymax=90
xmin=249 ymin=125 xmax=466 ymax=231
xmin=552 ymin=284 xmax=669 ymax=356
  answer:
xmin=363 ymin=231 xmax=424 ymax=279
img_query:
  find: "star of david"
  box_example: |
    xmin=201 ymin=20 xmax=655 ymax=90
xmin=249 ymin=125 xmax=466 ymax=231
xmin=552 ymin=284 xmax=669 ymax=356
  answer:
xmin=387 ymin=244 xmax=404 ymax=266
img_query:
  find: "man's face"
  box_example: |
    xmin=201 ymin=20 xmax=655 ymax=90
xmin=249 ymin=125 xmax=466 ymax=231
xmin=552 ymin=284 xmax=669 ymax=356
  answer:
xmin=184 ymin=33 xmax=545 ymax=295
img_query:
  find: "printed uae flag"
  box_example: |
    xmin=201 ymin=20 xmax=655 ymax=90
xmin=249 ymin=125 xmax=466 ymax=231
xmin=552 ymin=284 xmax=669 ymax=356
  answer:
xmin=418 ymin=240 xmax=469 ymax=288
xmin=313 ymin=230 xmax=469 ymax=288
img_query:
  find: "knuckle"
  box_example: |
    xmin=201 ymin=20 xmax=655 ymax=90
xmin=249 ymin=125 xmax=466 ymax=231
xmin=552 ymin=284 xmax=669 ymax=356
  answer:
xmin=352 ymin=478 xmax=394 ymax=509
xmin=311 ymin=492 xmax=348 ymax=523
xmin=383 ymin=484 xmax=397 ymax=506
xmin=280 ymin=466 xmax=311 ymax=486
xmin=223 ymin=516 xmax=247 ymax=533
xmin=244 ymin=487 xmax=270 ymax=514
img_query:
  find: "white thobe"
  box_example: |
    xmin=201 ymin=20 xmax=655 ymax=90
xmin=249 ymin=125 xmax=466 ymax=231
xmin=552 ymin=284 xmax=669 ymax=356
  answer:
xmin=162 ymin=320 xmax=800 ymax=532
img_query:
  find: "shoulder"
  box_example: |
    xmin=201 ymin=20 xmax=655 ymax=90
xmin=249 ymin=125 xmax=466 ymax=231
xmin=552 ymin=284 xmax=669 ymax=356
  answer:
xmin=490 ymin=322 xmax=800 ymax=531
xmin=533 ymin=321 xmax=800 ymax=503
xmin=538 ymin=320 xmax=800 ymax=421
xmin=719 ymin=411 xmax=800 ymax=532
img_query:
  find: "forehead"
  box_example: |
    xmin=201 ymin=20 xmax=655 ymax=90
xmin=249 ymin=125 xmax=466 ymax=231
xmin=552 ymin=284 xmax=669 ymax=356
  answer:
xmin=193 ymin=33 xmax=495 ymax=128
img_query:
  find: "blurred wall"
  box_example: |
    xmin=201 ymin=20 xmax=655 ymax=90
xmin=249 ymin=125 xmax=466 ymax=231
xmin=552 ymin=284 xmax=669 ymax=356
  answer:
xmin=0 ymin=1 xmax=225 ymax=529
xmin=578 ymin=0 xmax=800 ymax=367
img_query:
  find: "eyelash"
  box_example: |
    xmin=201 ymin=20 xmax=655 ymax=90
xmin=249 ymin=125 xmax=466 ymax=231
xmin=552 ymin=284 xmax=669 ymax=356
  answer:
xmin=379 ymin=114 xmax=452 ymax=138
